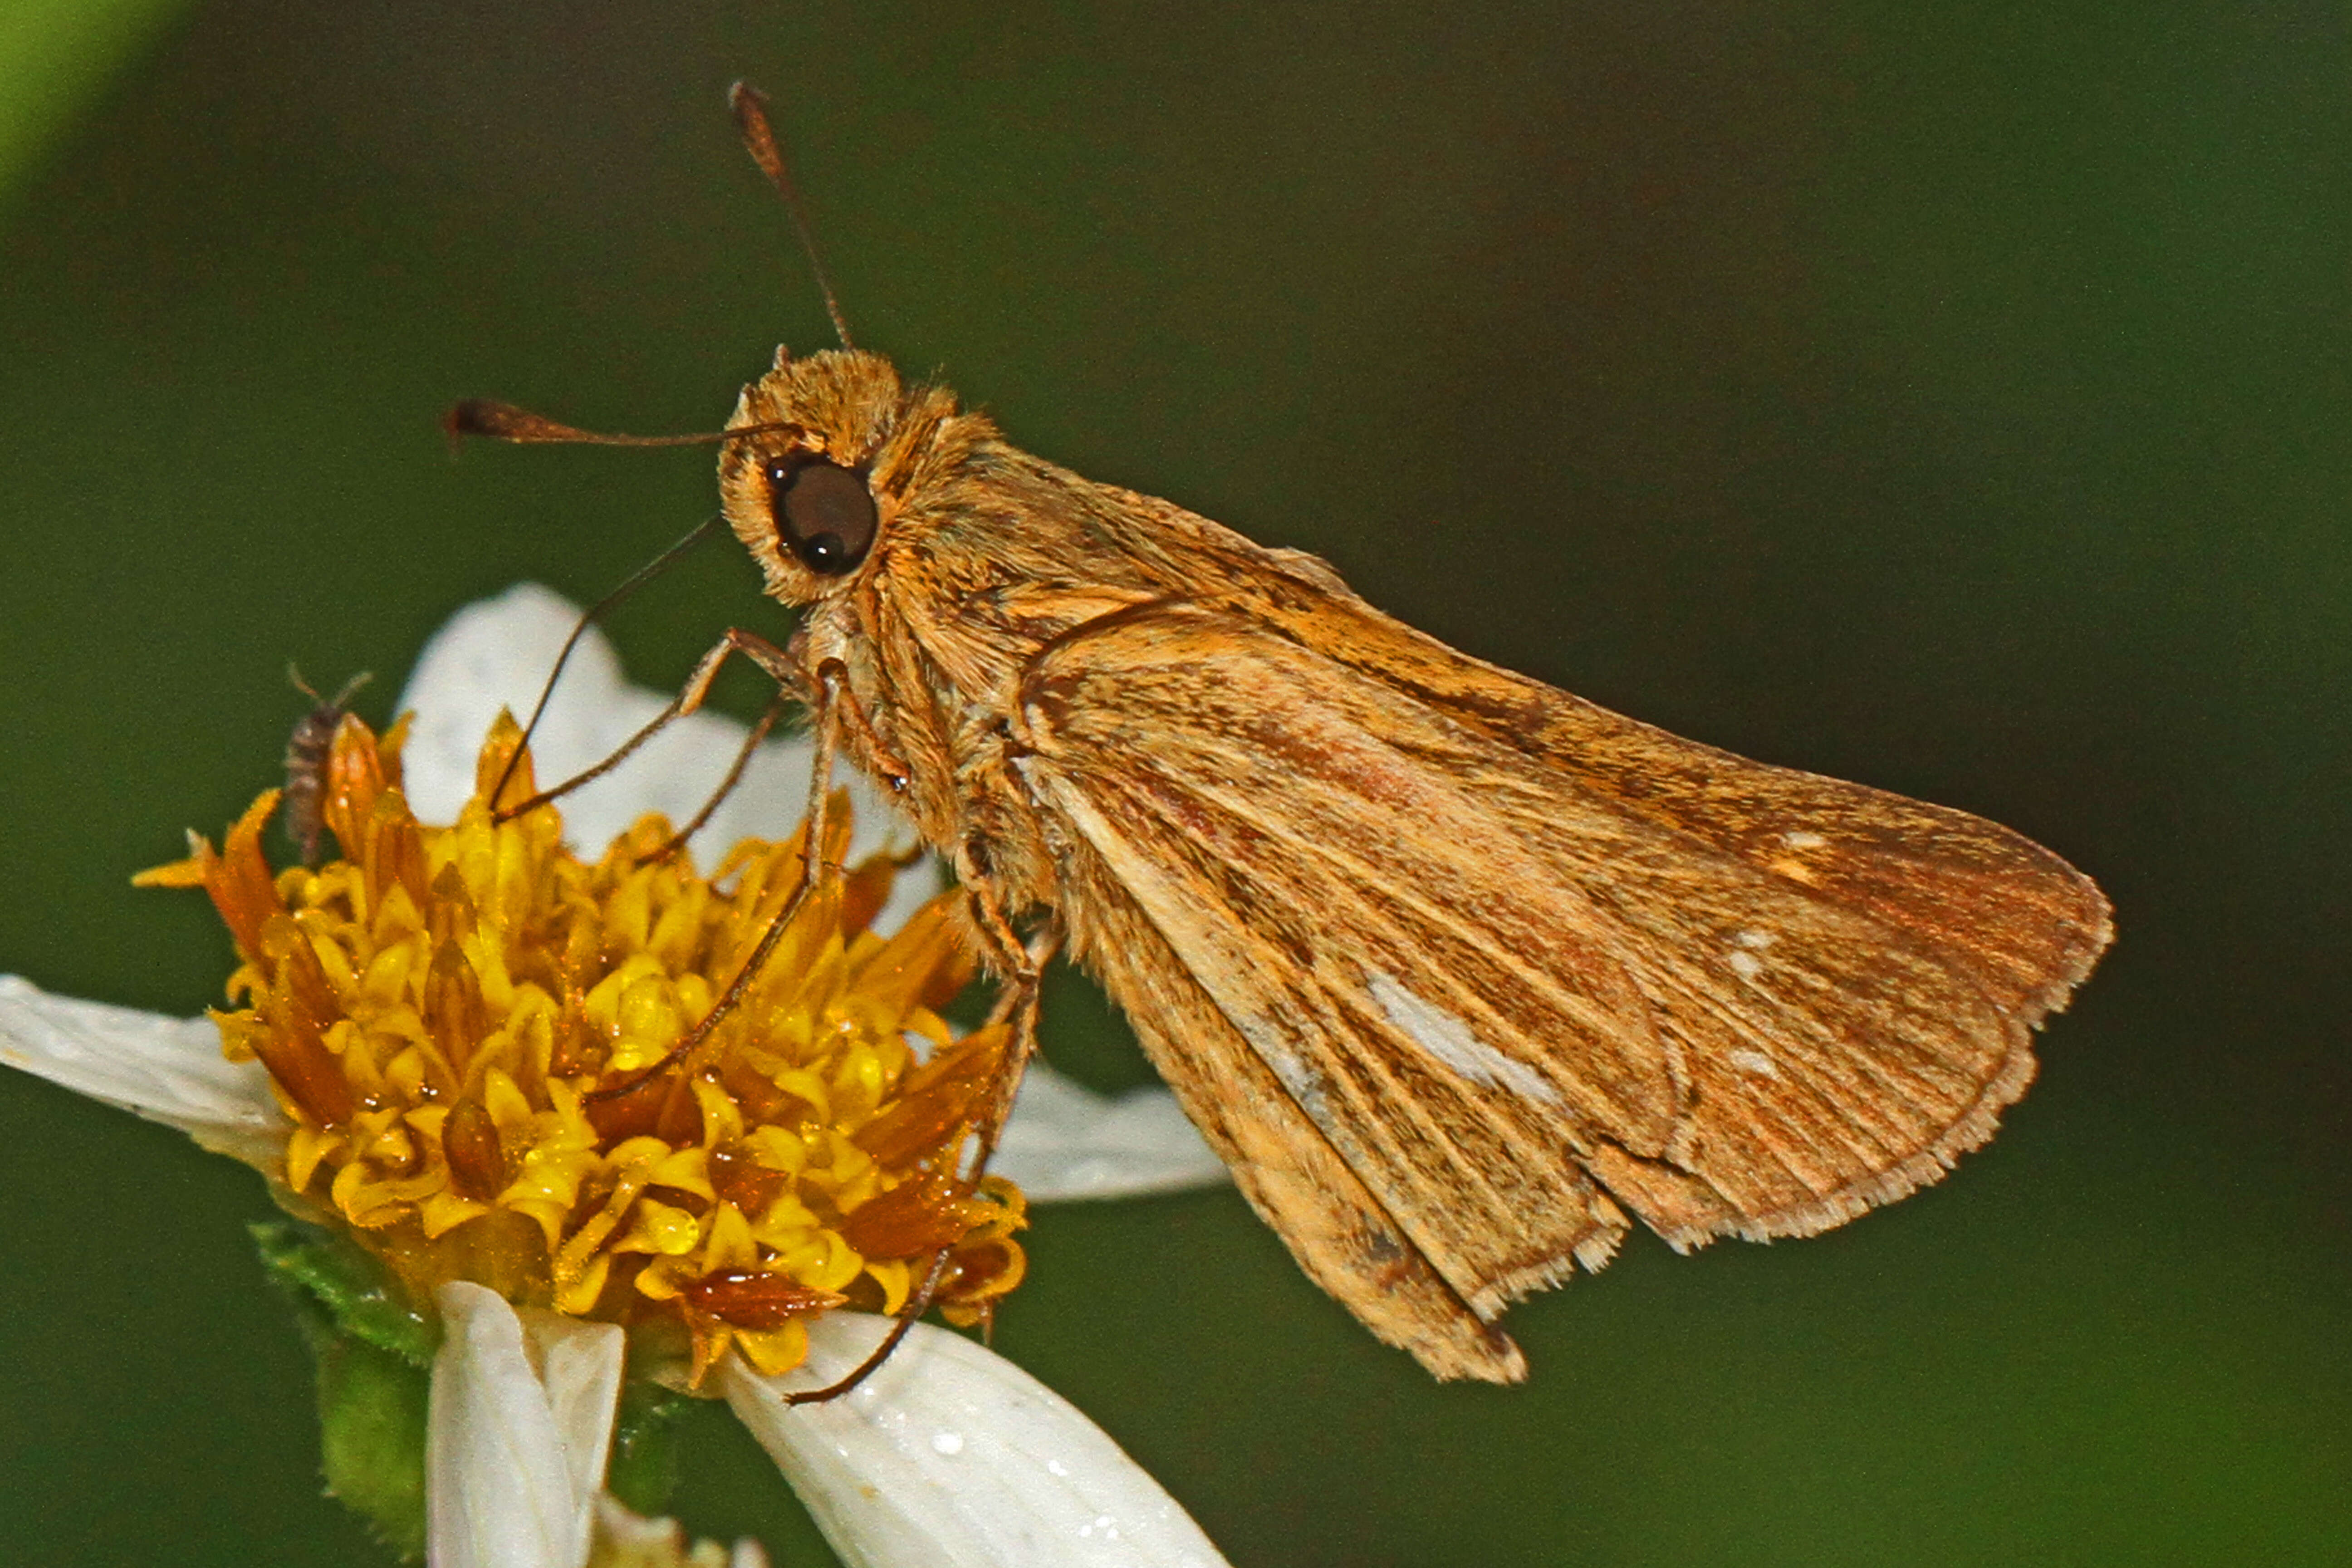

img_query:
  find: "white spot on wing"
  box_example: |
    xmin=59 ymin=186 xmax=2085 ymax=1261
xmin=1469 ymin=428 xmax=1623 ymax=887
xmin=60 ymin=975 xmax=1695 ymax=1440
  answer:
xmin=1365 ymin=969 xmax=1561 ymax=1105
xmin=1781 ymin=830 xmax=1828 ymax=850
xmin=1235 ymin=1009 xmax=1338 ymax=1134
xmin=930 ymin=1431 xmax=964 ymax=1455
xmin=1728 ymin=1049 xmax=1781 ymax=1078
xmin=1733 ymin=928 xmax=1774 ymax=949
xmin=1265 ymin=1044 xmax=1332 ymax=1129
xmin=1727 ymin=950 xmax=1765 ymax=980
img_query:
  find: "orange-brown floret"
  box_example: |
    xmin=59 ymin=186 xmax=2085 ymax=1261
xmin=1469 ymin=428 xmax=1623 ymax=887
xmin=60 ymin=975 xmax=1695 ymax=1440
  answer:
xmin=138 ymin=711 xmax=1024 ymax=1383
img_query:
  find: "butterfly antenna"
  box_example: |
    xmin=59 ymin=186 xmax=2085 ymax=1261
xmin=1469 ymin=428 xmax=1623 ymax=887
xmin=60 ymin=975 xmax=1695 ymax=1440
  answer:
xmin=730 ymin=81 xmax=855 ymax=350
xmin=441 ymin=403 xmax=800 ymax=451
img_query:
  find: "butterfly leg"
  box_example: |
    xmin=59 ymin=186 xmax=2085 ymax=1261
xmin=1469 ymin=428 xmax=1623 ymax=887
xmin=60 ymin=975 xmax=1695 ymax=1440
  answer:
xmin=484 ymin=514 xmax=729 ymax=809
xmin=938 ymin=828 xmax=1056 ymax=1171
xmin=633 ymin=688 xmax=791 ymax=867
xmin=495 ymin=625 xmax=811 ymax=821
xmin=582 ymin=634 xmax=854 ymax=1107
xmin=780 ymin=830 xmax=1040 ymax=1411
xmin=780 ymin=1251 xmax=957 ymax=1406
xmin=808 ymin=651 xmax=914 ymax=791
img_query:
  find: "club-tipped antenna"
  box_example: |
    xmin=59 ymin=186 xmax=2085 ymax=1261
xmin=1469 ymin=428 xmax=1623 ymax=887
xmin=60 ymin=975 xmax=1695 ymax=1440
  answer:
xmin=730 ymin=81 xmax=855 ymax=350
xmin=442 ymin=402 xmax=802 ymax=454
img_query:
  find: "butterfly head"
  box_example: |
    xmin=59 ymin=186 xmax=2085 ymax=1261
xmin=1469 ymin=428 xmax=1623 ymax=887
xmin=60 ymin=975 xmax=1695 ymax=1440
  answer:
xmin=720 ymin=346 xmax=972 ymax=607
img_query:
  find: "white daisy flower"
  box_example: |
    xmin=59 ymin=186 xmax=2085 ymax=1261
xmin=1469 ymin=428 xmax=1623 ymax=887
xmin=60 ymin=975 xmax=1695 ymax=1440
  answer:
xmin=0 ymin=586 xmax=1229 ymax=1568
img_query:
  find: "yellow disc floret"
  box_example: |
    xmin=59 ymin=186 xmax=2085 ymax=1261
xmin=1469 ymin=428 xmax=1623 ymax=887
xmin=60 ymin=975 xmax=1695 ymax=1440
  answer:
xmin=138 ymin=710 xmax=1025 ymax=1383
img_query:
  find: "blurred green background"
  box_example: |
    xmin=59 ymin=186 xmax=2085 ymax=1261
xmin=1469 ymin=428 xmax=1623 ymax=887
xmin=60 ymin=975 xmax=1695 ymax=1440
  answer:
xmin=1 ymin=3 xmax=2346 ymax=1563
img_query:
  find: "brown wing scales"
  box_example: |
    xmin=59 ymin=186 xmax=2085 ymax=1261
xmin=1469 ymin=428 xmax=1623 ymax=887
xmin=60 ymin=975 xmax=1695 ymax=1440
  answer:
xmin=1019 ymin=729 xmax=1642 ymax=1318
xmin=1007 ymin=596 xmax=2109 ymax=1380
xmin=1051 ymin=869 xmax=1535 ymax=1381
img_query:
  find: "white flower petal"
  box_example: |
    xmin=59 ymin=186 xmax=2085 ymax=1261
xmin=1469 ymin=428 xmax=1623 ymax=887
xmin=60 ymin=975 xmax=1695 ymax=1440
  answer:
xmin=429 ymin=1282 xmax=625 ymax=1568
xmin=589 ymin=1496 xmax=772 ymax=1568
xmin=398 ymin=585 xmax=936 ymax=929
xmin=397 ymin=583 xmax=622 ymax=827
xmin=0 ymin=974 xmax=284 ymax=1166
xmin=724 ymin=1315 xmax=1230 ymax=1568
xmin=520 ymin=1309 xmax=628 ymax=1522
xmin=588 ymin=1499 xmax=676 ymax=1563
xmin=996 ymin=1063 xmax=1228 ymax=1203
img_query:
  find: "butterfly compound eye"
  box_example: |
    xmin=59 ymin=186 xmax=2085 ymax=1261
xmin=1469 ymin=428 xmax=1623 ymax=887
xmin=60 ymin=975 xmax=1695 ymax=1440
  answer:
xmin=764 ymin=457 xmax=877 ymax=575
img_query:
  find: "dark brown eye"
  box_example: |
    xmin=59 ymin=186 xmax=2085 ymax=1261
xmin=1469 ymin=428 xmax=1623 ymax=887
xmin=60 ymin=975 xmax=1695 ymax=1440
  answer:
xmin=764 ymin=456 xmax=877 ymax=575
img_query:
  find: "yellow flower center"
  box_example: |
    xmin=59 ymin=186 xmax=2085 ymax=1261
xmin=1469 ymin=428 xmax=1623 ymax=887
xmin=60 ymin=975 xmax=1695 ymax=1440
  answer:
xmin=139 ymin=710 xmax=1024 ymax=1382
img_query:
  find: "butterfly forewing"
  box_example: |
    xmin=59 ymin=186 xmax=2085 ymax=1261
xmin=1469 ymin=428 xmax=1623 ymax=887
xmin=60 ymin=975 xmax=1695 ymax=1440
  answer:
xmin=1000 ymin=585 xmax=2106 ymax=1339
xmin=1269 ymin=594 xmax=2113 ymax=1242
xmin=1015 ymin=610 xmax=1647 ymax=1312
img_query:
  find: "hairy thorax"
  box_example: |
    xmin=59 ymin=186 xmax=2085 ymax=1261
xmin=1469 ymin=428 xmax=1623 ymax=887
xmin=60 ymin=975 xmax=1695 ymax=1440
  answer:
xmin=799 ymin=538 xmax=1145 ymax=934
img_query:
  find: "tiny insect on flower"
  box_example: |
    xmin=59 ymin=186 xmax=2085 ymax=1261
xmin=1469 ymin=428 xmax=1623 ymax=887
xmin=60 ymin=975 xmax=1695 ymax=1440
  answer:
xmin=284 ymin=666 xmax=374 ymax=867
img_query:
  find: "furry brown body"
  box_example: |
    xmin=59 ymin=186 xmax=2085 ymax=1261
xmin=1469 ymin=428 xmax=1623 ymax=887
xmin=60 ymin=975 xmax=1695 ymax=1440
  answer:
xmin=708 ymin=347 xmax=2109 ymax=1382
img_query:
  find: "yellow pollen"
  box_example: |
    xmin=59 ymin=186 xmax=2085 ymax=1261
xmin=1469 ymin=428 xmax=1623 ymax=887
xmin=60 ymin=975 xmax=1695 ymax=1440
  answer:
xmin=139 ymin=710 xmax=1027 ymax=1381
